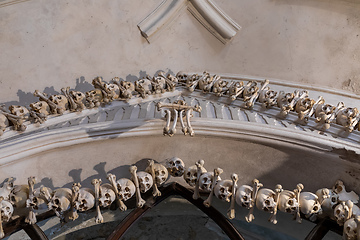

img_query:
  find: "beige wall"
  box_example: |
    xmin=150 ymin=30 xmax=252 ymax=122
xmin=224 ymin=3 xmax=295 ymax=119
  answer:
xmin=1 ymin=0 xmax=360 ymax=105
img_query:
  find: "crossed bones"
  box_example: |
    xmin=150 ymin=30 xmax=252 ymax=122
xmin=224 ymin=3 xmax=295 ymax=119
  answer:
xmin=156 ymin=100 xmax=202 ymax=137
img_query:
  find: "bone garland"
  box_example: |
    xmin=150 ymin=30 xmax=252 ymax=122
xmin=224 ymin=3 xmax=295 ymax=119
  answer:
xmin=156 ymin=100 xmax=201 ymax=137
xmin=203 ymin=168 xmax=223 ymax=207
xmin=129 ymin=166 xmax=146 ymax=208
xmin=107 ymin=174 xmax=128 ymax=211
xmin=245 ymin=179 xmax=263 ymax=223
xmin=25 ymin=177 xmax=37 ymax=225
xmin=91 ymin=179 xmax=104 ymax=223
xmin=68 ymin=183 xmax=81 ymax=221
xmin=227 ymin=173 xmax=238 ymax=219
xmin=2 ymin=71 xmax=360 ymax=137
xmin=192 ymin=160 xmax=205 ymax=200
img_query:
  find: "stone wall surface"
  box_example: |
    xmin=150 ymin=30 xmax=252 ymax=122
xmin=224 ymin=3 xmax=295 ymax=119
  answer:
xmin=0 ymin=0 xmax=360 ymax=104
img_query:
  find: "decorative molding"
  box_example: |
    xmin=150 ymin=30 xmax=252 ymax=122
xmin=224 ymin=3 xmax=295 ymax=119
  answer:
xmin=137 ymin=0 xmax=187 ymax=42
xmin=137 ymin=0 xmax=240 ymax=44
xmin=2 ymin=70 xmax=360 ymax=163
xmin=188 ymin=0 xmax=241 ymax=44
xmin=0 ymin=158 xmax=358 ymax=239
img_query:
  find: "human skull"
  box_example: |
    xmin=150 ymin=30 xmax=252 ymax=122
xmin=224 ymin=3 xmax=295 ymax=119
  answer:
xmin=277 ymin=91 xmax=294 ymax=108
xmin=343 ymin=218 xmax=359 ymax=240
xmin=236 ymin=185 xmax=253 ymax=208
xmin=70 ymin=91 xmax=85 ymax=103
xmin=299 ymin=192 xmax=322 ymax=221
xmin=243 ymin=81 xmax=258 ymax=100
xmin=198 ymin=72 xmax=213 ymax=92
xmin=0 ymin=113 xmax=9 ymax=135
xmin=48 ymin=188 xmax=72 ymax=213
xmin=315 ymin=104 xmax=334 ymax=122
xmin=9 ymin=105 xmax=29 ymax=119
xmin=183 ymin=164 xmax=206 ymax=187
xmin=30 ymin=101 xmax=50 ymax=115
xmin=334 ymin=201 xmax=353 ymax=226
xmin=105 ymin=83 xmax=120 ymax=100
xmin=176 ymin=71 xmax=189 ymax=82
xmin=199 ymin=172 xmax=215 ymax=192
xmin=10 ymin=185 xmax=29 ymax=209
xmin=0 ymin=178 xmax=14 ymax=201
xmin=86 ymin=89 xmax=103 ymax=106
xmin=146 ymin=163 xmax=168 ymax=185
xmin=278 ymin=190 xmax=299 ymax=214
xmin=74 ymin=188 xmax=95 ymax=212
xmin=49 ymin=94 xmax=68 ymax=113
xmin=256 ymin=188 xmax=277 ymax=213
xmin=0 ymin=200 xmax=14 ymax=222
xmin=315 ymin=188 xmax=339 ymax=217
xmin=214 ymin=180 xmax=233 ymax=202
xmin=137 ymin=171 xmax=153 ymax=193
xmin=166 ymin=157 xmax=185 ymax=177
xmin=99 ymin=183 xmax=116 ymax=208
xmin=116 ymin=178 xmax=136 ymax=201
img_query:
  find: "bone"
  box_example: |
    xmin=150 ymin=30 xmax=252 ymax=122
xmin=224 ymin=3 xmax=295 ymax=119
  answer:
xmin=68 ymin=183 xmax=81 ymax=221
xmin=25 ymin=176 xmax=37 ymax=225
xmin=245 ymin=179 xmax=263 ymax=223
xmin=107 ymin=173 xmax=127 ymax=211
xmin=147 ymin=160 xmax=161 ymax=197
xmin=303 ymin=96 xmax=324 ymax=122
xmin=186 ymin=109 xmax=195 ymax=137
xmin=204 ymin=168 xmax=223 ymax=207
xmin=246 ymin=79 xmax=269 ymax=108
xmin=40 ymin=186 xmax=52 ymax=203
xmin=169 ymin=109 xmax=178 ymax=136
xmin=179 ymin=110 xmax=188 ymax=135
xmin=33 ymin=90 xmax=58 ymax=113
xmin=187 ymin=75 xmax=200 ymax=92
xmin=268 ymin=184 xmax=283 ymax=224
xmin=229 ymin=81 xmax=244 ymax=101
xmin=91 ymin=179 xmax=104 ymax=223
xmin=129 ymin=166 xmax=146 ymax=208
xmin=163 ymin=109 xmax=171 ymax=135
xmin=0 ymin=177 xmax=14 ymax=201
xmin=227 ymin=173 xmax=238 ymax=219
xmin=193 ymin=160 xmax=205 ymax=200
xmin=294 ymin=183 xmax=304 ymax=223
xmin=61 ymin=87 xmax=77 ymax=111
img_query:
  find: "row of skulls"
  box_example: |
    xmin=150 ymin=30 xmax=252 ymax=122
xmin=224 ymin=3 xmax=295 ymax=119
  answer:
xmin=1 ymin=70 xmax=360 ymax=136
xmin=0 ymin=158 xmax=359 ymax=239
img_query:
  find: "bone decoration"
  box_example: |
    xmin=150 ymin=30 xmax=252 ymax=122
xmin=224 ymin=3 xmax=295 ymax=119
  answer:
xmin=156 ymin=100 xmax=202 ymax=137
xmin=1 ymin=71 xmax=360 ymax=139
xmin=0 ymin=158 xmax=359 ymax=239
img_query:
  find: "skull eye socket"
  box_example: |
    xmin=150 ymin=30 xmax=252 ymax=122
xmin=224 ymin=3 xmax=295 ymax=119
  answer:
xmin=175 ymin=160 xmax=180 ymax=165
xmin=125 ymin=187 xmax=130 ymax=192
xmin=161 ymin=171 xmax=165 ymax=175
xmin=331 ymin=197 xmax=337 ymax=203
xmin=54 ymin=199 xmax=60 ymax=205
xmin=265 ymin=200 xmax=270 ymax=205
xmin=5 ymin=207 xmax=10 ymax=211
xmin=243 ymin=196 xmax=248 ymax=201
xmin=105 ymin=193 xmax=110 ymax=198
xmin=203 ymin=177 xmax=208 ymax=182
xmin=313 ymin=206 xmax=319 ymax=212
xmin=288 ymin=199 xmax=293 ymax=205
xmin=82 ymin=199 xmax=86 ymax=203
xmin=336 ymin=209 xmax=341 ymax=215
xmin=187 ymin=172 xmax=191 ymax=177
xmin=145 ymin=177 xmax=149 ymax=181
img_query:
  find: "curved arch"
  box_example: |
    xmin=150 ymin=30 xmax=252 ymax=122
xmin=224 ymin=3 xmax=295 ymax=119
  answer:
xmin=107 ymin=182 xmax=245 ymax=240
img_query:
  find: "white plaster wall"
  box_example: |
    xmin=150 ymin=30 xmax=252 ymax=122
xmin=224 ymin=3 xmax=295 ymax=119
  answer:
xmin=1 ymin=0 xmax=360 ymax=104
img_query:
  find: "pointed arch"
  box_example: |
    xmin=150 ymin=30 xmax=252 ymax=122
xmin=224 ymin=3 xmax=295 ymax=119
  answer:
xmin=107 ymin=182 xmax=245 ymax=240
